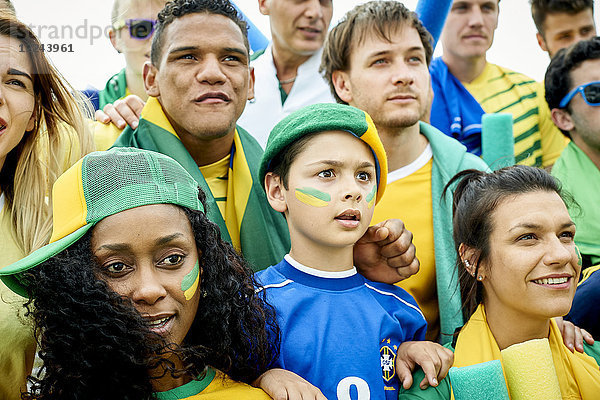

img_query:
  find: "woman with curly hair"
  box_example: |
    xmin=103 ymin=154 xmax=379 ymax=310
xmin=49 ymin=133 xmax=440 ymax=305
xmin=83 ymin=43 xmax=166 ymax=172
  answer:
xmin=0 ymin=147 xmax=278 ymax=399
xmin=0 ymin=14 xmax=94 ymax=398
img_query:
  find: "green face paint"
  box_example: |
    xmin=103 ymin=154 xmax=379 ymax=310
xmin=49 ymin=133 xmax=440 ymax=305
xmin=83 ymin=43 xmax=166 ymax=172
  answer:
xmin=366 ymin=184 xmax=377 ymax=209
xmin=295 ymin=187 xmax=331 ymax=207
xmin=181 ymin=261 xmax=200 ymax=301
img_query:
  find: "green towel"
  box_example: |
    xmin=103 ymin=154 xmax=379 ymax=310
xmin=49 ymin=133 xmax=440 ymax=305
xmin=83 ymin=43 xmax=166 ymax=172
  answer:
xmin=112 ymin=97 xmax=290 ymax=270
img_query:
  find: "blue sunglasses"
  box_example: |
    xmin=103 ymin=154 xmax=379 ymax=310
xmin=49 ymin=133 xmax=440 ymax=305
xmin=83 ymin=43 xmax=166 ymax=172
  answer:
xmin=559 ymin=80 xmax=600 ymax=108
xmin=114 ymin=19 xmax=157 ymax=40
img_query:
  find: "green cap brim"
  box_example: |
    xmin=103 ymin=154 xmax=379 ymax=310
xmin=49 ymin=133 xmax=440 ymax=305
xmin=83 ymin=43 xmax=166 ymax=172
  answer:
xmin=0 ymin=223 xmax=94 ymax=298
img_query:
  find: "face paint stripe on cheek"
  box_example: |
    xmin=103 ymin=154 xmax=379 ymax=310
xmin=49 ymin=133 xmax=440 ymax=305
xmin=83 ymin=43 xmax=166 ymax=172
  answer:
xmin=181 ymin=261 xmax=200 ymax=301
xmin=366 ymin=184 xmax=376 ymax=209
xmin=295 ymin=187 xmax=331 ymax=207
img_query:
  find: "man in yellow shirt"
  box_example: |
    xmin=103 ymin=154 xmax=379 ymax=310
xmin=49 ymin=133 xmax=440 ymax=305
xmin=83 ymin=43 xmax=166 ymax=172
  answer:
xmin=430 ymin=0 xmax=566 ymax=168
xmin=322 ymin=1 xmax=488 ymax=343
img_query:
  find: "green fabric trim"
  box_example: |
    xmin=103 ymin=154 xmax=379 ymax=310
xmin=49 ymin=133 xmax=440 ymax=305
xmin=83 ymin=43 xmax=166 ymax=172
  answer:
xmin=398 ymin=360 xmax=452 ymax=399
xmin=583 ymin=341 xmax=600 ymax=367
xmin=495 ymin=92 xmax=537 ymax=113
xmin=514 ymin=124 xmax=539 ymax=143
xmin=514 ymin=140 xmax=542 ymax=164
xmin=419 ymin=122 xmax=489 ymax=344
xmin=513 ymin=107 xmax=539 ymax=124
xmin=279 ymin=84 xmax=288 ymax=105
xmin=112 ymin=104 xmax=290 ymax=270
xmin=154 ymin=367 xmax=216 ymax=400
xmin=250 ymin=47 xmax=266 ymax=62
xmin=99 ymin=69 xmax=127 ymax=109
xmin=487 ymin=71 xmax=533 ymax=84
xmin=236 ymin=126 xmax=291 ymax=269
xmin=480 ymin=81 xmax=537 ymax=104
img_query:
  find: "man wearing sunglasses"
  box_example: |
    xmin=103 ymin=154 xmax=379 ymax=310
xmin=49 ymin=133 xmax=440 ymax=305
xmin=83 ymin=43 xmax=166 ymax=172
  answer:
xmin=97 ymin=0 xmax=167 ymax=110
xmin=546 ymin=36 xmax=600 ymax=269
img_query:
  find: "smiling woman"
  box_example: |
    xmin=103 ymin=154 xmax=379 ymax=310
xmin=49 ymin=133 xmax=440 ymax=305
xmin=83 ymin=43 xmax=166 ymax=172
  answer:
xmin=0 ymin=14 xmax=94 ymax=399
xmin=0 ymin=148 xmax=277 ymax=399
xmin=399 ymin=165 xmax=600 ymax=399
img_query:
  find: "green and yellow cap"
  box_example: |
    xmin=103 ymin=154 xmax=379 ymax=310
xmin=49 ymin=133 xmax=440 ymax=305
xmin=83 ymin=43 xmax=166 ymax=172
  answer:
xmin=0 ymin=147 xmax=203 ymax=298
xmin=259 ymin=103 xmax=388 ymax=204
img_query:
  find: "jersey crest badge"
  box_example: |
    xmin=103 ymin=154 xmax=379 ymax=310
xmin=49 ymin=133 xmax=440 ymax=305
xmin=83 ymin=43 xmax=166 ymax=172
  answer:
xmin=380 ymin=341 xmax=397 ymax=382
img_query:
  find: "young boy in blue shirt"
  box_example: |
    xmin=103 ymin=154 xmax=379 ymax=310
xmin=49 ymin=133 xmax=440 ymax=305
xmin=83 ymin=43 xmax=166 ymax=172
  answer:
xmin=256 ymin=103 xmax=453 ymax=399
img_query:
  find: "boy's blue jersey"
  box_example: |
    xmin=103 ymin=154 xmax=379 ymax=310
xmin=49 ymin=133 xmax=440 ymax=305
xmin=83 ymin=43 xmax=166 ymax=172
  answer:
xmin=256 ymin=255 xmax=427 ymax=400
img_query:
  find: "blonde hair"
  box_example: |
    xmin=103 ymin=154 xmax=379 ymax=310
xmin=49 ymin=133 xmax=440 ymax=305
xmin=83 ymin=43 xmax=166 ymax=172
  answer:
xmin=111 ymin=0 xmax=169 ymax=27
xmin=0 ymin=15 xmax=95 ymax=255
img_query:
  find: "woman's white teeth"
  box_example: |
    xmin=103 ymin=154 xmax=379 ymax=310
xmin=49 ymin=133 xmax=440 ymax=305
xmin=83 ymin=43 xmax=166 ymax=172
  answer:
xmin=534 ymin=277 xmax=568 ymax=285
xmin=148 ymin=316 xmax=170 ymax=327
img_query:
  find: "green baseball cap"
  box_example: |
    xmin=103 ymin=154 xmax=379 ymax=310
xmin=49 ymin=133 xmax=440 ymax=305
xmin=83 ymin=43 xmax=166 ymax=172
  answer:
xmin=259 ymin=103 xmax=388 ymax=204
xmin=0 ymin=147 xmax=203 ymax=298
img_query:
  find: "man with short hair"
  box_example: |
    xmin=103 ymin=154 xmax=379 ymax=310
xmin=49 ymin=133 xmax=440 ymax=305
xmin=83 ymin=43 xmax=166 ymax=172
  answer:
xmin=105 ymin=0 xmax=418 ymax=286
xmin=545 ymin=36 xmax=600 ymax=268
xmin=322 ymin=0 xmax=488 ymax=344
xmin=237 ymin=0 xmax=335 ymax=147
xmin=430 ymin=0 xmax=566 ymax=168
xmin=531 ymin=0 xmax=596 ymax=58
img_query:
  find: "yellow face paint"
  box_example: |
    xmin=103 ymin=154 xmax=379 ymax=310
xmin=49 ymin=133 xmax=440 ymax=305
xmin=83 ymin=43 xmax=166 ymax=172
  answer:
xmin=295 ymin=187 xmax=331 ymax=207
xmin=181 ymin=261 xmax=200 ymax=301
xmin=366 ymin=184 xmax=377 ymax=209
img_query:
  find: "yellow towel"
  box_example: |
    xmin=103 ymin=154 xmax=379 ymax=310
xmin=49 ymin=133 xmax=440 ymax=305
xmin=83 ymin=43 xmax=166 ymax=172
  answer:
xmin=501 ymin=339 xmax=561 ymax=399
xmin=452 ymin=305 xmax=600 ymax=399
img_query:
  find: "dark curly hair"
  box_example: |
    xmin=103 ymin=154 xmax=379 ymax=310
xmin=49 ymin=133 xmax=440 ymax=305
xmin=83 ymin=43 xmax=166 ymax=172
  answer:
xmin=544 ymin=36 xmax=600 ymax=137
xmin=19 ymin=191 xmax=279 ymax=399
xmin=150 ymin=0 xmax=249 ymax=66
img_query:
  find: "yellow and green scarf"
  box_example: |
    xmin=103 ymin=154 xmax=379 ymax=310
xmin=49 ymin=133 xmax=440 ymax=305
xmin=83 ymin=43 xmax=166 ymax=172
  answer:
xmin=112 ymin=97 xmax=290 ymax=270
xmin=453 ymin=304 xmax=600 ymax=399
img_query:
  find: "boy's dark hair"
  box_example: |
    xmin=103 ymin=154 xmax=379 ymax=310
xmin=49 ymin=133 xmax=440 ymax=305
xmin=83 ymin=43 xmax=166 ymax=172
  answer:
xmin=544 ymin=36 xmax=600 ymax=137
xmin=321 ymin=0 xmax=433 ymax=104
xmin=530 ymin=0 xmax=594 ymax=37
xmin=268 ymin=132 xmax=319 ymax=189
xmin=151 ymin=0 xmax=249 ymax=66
